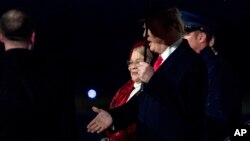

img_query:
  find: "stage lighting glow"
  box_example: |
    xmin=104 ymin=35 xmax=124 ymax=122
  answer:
xmin=88 ymin=89 xmax=97 ymax=99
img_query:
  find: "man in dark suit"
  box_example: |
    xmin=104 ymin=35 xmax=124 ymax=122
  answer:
xmin=0 ymin=9 xmax=76 ymax=141
xmin=0 ymin=9 xmax=60 ymax=141
xmin=87 ymin=6 xmax=207 ymax=141
xmin=182 ymin=11 xmax=241 ymax=141
xmin=0 ymin=9 xmax=39 ymax=141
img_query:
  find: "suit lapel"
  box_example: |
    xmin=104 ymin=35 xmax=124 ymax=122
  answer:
xmin=156 ymin=39 xmax=190 ymax=72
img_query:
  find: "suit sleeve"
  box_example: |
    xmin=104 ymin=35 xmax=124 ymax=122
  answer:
xmin=107 ymin=94 xmax=140 ymax=131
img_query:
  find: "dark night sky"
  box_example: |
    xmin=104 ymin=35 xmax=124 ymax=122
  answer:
xmin=0 ymin=0 xmax=250 ymax=140
xmin=0 ymin=0 xmax=250 ymax=112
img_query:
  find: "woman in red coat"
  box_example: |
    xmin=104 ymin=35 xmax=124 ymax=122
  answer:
xmin=104 ymin=41 xmax=153 ymax=141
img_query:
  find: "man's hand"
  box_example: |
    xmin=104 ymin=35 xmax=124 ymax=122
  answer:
xmin=137 ymin=62 xmax=154 ymax=83
xmin=87 ymin=106 xmax=113 ymax=133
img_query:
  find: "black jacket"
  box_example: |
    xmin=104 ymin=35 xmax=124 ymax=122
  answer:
xmin=200 ymin=47 xmax=241 ymax=141
xmin=0 ymin=48 xmax=67 ymax=141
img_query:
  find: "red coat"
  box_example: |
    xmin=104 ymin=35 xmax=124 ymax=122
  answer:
xmin=106 ymin=80 xmax=137 ymax=141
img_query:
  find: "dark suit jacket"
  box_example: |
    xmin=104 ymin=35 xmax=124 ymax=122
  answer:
xmin=0 ymin=48 xmax=75 ymax=141
xmin=0 ymin=49 xmax=40 ymax=140
xmin=109 ymin=39 xmax=208 ymax=141
xmin=200 ymin=47 xmax=241 ymax=141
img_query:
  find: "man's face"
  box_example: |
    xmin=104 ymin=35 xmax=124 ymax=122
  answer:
xmin=184 ymin=31 xmax=203 ymax=53
xmin=143 ymin=23 xmax=167 ymax=54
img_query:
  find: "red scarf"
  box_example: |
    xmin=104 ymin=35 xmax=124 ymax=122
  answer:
xmin=106 ymin=80 xmax=137 ymax=141
xmin=110 ymin=80 xmax=134 ymax=108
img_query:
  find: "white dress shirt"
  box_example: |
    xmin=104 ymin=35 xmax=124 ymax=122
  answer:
xmin=160 ymin=38 xmax=183 ymax=63
xmin=126 ymin=82 xmax=141 ymax=102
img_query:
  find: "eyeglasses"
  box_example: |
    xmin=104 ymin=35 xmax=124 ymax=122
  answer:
xmin=127 ymin=60 xmax=143 ymax=66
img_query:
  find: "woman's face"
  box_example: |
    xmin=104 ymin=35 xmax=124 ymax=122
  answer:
xmin=128 ymin=50 xmax=144 ymax=83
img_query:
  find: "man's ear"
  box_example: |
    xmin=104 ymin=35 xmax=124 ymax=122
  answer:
xmin=198 ymin=32 xmax=207 ymax=43
xmin=31 ymin=32 xmax=35 ymax=45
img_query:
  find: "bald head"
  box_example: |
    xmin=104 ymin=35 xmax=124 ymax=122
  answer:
xmin=0 ymin=9 xmax=34 ymax=41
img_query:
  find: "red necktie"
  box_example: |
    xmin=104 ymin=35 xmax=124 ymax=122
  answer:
xmin=153 ymin=55 xmax=163 ymax=71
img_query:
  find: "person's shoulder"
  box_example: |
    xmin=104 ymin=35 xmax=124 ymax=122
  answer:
xmin=179 ymin=39 xmax=204 ymax=61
